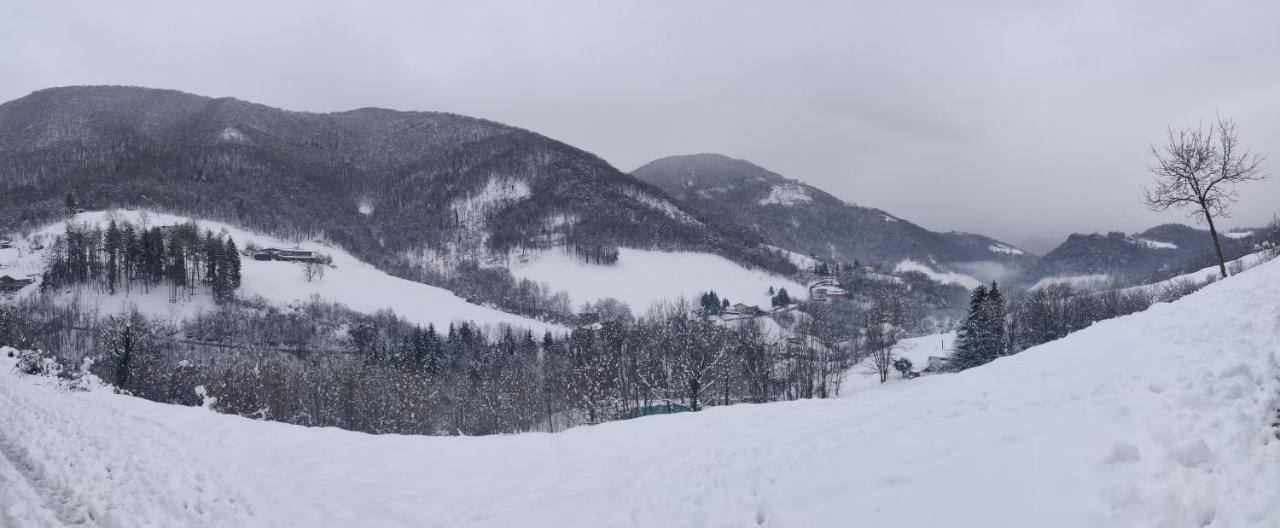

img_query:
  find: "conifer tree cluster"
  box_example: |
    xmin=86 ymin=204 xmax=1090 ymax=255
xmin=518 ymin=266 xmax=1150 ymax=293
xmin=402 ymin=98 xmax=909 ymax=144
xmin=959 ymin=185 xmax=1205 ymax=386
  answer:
xmin=952 ymin=282 xmax=1007 ymax=370
xmin=40 ymin=219 xmax=241 ymax=303
xmin=698 ymin=291 xmax=726 ymax=315
xmin=770 ymin=287 xmax=792 ymax=307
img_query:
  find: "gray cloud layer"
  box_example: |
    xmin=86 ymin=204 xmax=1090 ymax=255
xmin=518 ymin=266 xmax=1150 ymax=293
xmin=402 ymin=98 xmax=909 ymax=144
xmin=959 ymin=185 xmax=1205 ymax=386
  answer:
xmin=3 ymin=0 xmax=1278 ymax=243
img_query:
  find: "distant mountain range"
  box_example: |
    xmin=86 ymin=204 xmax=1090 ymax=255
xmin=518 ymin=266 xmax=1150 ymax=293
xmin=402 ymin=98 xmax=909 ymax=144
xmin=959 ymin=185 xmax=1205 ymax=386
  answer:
xmin=1032 ymin=223 xmax=1263 ymax=283
xmin=0 ymin=86 xmax=1264 ymax=305
xmin=632 ymin=153 xmax=1036 ymax=281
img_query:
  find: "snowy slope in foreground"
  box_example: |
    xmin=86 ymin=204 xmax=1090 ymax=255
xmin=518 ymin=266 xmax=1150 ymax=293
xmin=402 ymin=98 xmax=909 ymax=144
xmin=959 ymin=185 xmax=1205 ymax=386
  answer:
xmin=3 ymin=210 xmax=561 ymax=333
xmin=509 ymin=248 xmax=806 ymax=311
xmin=4 ymin=261 xmax=1280 ymax=526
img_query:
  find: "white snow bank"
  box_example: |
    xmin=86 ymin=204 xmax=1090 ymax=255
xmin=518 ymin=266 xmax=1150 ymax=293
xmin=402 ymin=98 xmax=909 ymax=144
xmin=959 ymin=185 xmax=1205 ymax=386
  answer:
xmin=1030 ymin=273 xmax=1112 ymax=290
xmin=452 ymin=177 xmax=531 ymax=230
xmin=3 ymin=210 xmax=561 ymax=333
xmin=988 ymin=244 xmax=1025 ymax=255
xmin=5 ymin=258 xmax=1280 ymax=526
xmin=1223 ymin=231 xmax=1252 ymax=240
xmin=758 ymin=184 xmax=812 ymax=206
xmin=894 ymin=259 xmax=982 ymax=289
xmin=620 ymin=187 xmax=701 ymax=225
xmin=510 ymin=247 xmax=805 ymax=312
xmin=1134 ymin=238 xmax=1177 ymax=250
xmin=763 ymin=244 xmax=819 ymax=270
xmin=219 ymin=127 xmax=248 ymax=143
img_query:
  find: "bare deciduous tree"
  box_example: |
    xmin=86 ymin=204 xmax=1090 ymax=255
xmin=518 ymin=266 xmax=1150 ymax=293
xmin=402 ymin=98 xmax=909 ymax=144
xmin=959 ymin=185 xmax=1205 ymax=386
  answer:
xmin=1144 ymin=117 xmax=1267 ymax=277
xmin=302 ymin=261 xmax=326 ymax=282
xmin=862 ymin=294 xmax=906 ymax=384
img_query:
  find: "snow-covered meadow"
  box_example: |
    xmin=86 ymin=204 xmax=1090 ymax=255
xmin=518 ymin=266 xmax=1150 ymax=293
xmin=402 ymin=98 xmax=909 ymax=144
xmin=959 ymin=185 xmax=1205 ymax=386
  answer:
xmin=509 ymin=247 xmax=806 ymax=312
xmin=2 ymin=210 xmax=563 ymax=333
xmin=893 ymin=259 xmax=982 ymax=289
xmin=3 ymin=247 xmax=1279 ymax=527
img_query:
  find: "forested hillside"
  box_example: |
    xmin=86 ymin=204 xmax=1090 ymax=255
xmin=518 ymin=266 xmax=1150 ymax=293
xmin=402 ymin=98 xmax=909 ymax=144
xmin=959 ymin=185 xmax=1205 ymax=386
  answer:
xmin=0 ymin=87 xmax=795 ymax=319
xmin=1030 ymin=223 xmax=1261 ymax=285
xmin=632 ymin=153 xmax=1036 ymax=281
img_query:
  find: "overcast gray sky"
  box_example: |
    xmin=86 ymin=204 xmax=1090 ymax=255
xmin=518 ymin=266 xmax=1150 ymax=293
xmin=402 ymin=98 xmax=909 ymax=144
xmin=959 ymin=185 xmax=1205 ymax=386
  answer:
xmin=3 ymin=0 xmax=1278 ymax=244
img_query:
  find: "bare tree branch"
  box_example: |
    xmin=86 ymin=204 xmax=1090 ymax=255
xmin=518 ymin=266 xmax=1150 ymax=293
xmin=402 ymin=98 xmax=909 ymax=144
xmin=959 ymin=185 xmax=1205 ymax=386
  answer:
xmin=1143 ymin=117 xmax=1269 ymax=277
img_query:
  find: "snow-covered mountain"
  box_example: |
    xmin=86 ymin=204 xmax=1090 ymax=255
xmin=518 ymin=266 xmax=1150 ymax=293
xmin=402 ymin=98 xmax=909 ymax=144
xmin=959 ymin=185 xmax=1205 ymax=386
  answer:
xmin=632 ymin=153 xmax=1037 ymax=282
xmin=4 ymin=243 xmax=1278 ymax=527
xmin=1029 ymin=223 xmax=1261 ymax=286
xmin=0 ymin=87 xmax=795 ymax=320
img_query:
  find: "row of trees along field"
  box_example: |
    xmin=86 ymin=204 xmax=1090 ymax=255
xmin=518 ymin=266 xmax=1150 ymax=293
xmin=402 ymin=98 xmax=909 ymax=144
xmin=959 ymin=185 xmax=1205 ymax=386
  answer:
xmin=39 ymin=220 xmax=242 ymax=302
xmin=2 ymin=291 xmax=862 ymax=436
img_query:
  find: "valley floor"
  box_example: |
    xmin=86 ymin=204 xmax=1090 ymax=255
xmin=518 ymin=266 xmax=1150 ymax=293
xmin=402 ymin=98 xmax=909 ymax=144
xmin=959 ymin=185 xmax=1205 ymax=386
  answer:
xmin=3 ymin=260 xmax=1280 ymax=527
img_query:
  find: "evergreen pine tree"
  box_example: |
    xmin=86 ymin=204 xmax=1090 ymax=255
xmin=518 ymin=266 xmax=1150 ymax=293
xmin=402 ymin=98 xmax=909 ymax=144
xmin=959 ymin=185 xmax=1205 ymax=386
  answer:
xmin=166 ymin=231 xmax=187 ymax=301
xmin=104 ymin=220 xmax=122 ymax=294
xmin=122 ymin=224 xmax=140 ymax=292
xmin=952 ymin=285 xmax=989 ymax=370
xmin=771 ymin=287 xmax=792 ymax=307
xmin=203 ymin=231 xmax=223 ymax=296
xmin=982 ymin=281 xmax=1007 ymax=361
xmin=223 ymin=237 xmax=241 ymax=292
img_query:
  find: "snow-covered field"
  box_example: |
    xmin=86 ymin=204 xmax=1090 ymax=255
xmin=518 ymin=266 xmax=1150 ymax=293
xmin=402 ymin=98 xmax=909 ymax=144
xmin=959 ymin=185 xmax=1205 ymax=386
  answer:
xmin=1134 ymin=237 xmax=1178 ymax=250
xmin=2 ymin=210 xmax=562 ymax=333
xmin=988 ymin=243 xmax=1025 ymax=255
xmin=510 ymin=248 xmax=806 ymax=312
xmin=763 ymin=244 xmax=819 ymax=271
xmin=757 ymin=184 xmax=811 ymax=206
xmin=4 ymin=248 xmax=1279 ymax=527
xmin=894 ymin=259 xmax=981 ymax=289
xmin=1030 ymin=273 xmax=1112 ymax=291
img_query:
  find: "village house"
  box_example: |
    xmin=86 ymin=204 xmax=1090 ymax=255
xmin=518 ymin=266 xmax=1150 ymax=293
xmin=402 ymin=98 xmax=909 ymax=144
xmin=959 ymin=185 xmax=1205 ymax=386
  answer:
xmin=726 ymin=302 xmax=763 ymax=316
xmin=252 ymin=247 xmax=321 ymax=262
xmin=0 ymin=275 xmax=36 ymax=293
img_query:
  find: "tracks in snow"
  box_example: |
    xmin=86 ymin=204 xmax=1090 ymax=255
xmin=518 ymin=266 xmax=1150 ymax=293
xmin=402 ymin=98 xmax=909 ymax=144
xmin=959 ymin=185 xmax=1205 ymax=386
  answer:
xmin=0 ymin=372 xmax=257 ymax=527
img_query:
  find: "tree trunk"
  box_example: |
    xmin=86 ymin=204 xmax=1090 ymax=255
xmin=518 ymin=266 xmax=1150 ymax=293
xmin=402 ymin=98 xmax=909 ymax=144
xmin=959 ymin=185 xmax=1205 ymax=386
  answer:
xmin=1202 ymin=205 xmax=1229 ymax=278
xmin=689 ymin=377 xmax=700 ymax=411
